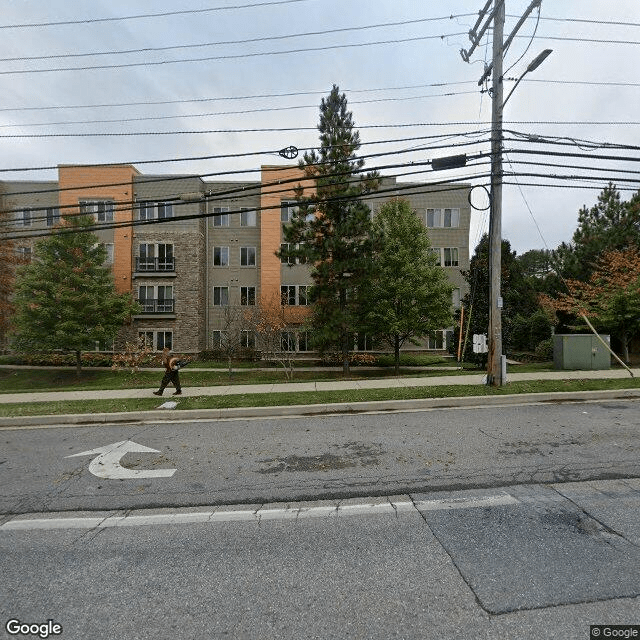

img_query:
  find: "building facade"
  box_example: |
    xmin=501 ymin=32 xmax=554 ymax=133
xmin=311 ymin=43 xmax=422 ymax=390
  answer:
xmin=2 ymin=164 xmax=471 ymax=355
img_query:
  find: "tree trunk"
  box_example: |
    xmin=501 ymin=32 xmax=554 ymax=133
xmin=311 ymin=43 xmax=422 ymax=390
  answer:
xmin=75 ymin=350 xmax=82 ymax=377
xmin=394 ymin=335 xmax=400 ymax=376
xmin=340 ymin=286 xmax=350 ymax=375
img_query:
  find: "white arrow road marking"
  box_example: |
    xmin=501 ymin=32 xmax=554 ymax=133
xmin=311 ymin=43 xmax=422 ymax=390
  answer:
xmin=66 ymin=440 xmax=177 ymax=479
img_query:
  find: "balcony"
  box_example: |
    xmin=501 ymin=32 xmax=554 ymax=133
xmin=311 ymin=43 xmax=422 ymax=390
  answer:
xmin=134 ymin=256 xmax=176 ymax=273
xmin=137 ymin=298 xmax=175 ymax=314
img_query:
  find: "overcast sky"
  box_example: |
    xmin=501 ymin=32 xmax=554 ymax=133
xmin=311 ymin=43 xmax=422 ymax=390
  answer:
xmin=1 ymin=0 xmax=638 ymax=255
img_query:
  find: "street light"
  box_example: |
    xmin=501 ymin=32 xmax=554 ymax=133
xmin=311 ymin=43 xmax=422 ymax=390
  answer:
xmin=503 ymin=49 xmax=552 ymax=106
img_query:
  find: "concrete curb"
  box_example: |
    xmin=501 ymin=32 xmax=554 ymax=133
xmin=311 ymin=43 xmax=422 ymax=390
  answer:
xmin=2 ymin=388 xmax=639 ymax=428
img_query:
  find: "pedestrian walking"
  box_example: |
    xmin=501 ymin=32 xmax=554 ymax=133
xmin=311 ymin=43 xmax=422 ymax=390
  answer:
xmin=153 ymin=348 xmax=188 ymax=396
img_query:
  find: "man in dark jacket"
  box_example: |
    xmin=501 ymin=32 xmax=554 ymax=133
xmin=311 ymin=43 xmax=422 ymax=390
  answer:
xmin=153 ymin=348 xmax=183 ymax=396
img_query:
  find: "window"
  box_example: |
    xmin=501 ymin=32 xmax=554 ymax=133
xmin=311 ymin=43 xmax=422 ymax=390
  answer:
xmin=430 ymin=247 xmax=442 ymax=266
xmin=211 ymin=330 xmax=228 ymax=348
xmin=138 ymin=202 xmax=155 ymax=221
xmin=139 ymin=330 xmax=172 ymax=351
xmin=281 ymin=285 xmax=308 ymax=306
xmin=443 ymin=248 xmax=459 ymax=267
xmin=298 ymin=331 xmax=309 ymax=352
xmin=240 ymin=208 xmax=256 ymax=227
xmin=240 ymin=247 xmax=256 ymax=266
xmin=281 ymin=331 xmax=296 ymax=351
xmin=426 ymin=208 xmax=460 ymax=228
xmin=213 ymin=286 xmax=229 ymax=306
xmin=46 ymin=208 xmax=60 ymax=227
xmin=281 ymin=201 xmax=298 ymax=223
xmin=280 ymin=243 xmax=306 ymax=265
xmin=80 ymin=200 xmax=114 ymax=222
xmin=15 ymin=246 xmax=32 ymax=260
xmin=241 ymin=286 xmax=256 ymax=306
xmin=103 ymin=243 xmax=114 ymax=264
xmin=213 ymin=207 xmax=230 ymax=227
xmin=213 ymin=246 xmax=229 ymax=266
xmin=427 ymin=331 xmax=446 ymax=350
xmin=138 ymin=285 xmax=174 ymax=312
xmin=138 ymin=201 xmax=174 ymax=220
xmin=157 ymin=202 xmax=173 ymax=219
xmin=241 ymin=330 xmax=256 ymax=349
xmin=18 ymin=209 xmax=32 ymax=227
xmin=137 ymin=243 xmax=174 ymax=271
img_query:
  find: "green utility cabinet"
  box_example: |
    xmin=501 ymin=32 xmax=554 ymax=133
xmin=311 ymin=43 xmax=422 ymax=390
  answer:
xmin=553 ymin=334 xmax=611 ymax=370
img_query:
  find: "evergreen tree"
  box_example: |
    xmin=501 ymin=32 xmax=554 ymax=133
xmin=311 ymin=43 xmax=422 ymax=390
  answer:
xmin=460 ymin=234 xmax=538 ymax=362
xmin=362 ymin=199 xmax=453 ymax=374
xmin=11 ymin=215 xmax=140 ymax=374
xmin=278 ymin=85 xmax=378 ymax=373
xmin=554 ymin=184 xmax=640 ymax=281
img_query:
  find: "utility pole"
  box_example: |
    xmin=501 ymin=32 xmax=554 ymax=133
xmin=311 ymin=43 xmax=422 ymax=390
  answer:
xmin=487 ymin=0 xmax=505 ymax=386
xmin=460 ymin=0 xmax=542 ymax=386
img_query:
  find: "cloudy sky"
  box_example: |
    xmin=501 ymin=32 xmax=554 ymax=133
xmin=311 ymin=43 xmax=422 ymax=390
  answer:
xmin=1 ymin=0 xmax=638 ymax=255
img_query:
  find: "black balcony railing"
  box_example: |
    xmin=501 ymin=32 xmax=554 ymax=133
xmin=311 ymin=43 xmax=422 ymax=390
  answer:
xmin=135 ymin=256 xmax=175 ymax=272
xmin=137 ymin=298 xmax=175 ymax=313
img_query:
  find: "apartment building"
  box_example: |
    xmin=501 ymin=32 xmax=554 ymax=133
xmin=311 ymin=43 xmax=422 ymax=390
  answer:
xmin=2 ymin=164 xmax=470 ymax=355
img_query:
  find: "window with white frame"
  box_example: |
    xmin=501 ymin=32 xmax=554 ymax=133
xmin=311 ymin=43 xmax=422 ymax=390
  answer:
xmin=212 ymin=207 xmax=230 ymax=227
xmin=213 ymin=246 xmax=229 ymax=266
xmin=281 ymin=200 xmax=298 ymax=223
xmin=137 ymin=201 xmax=174 ymax=221
xmin=46 ymin=208 xmax=60 ymax=227
xmin=426 ymin=208 xmax=460 ymax=228
xmin=103 ymin=243 xmax=114 ymax=264
xmin=240 ymin=247 xmax=256 ymax=266
xmin=241 ymin=330 xmax=256 ymax=349
xmin=80 ymin=200 xmax=114 ymax=222
xmin=241 ymin=286 xmax=256 ymax=306
xmin=138 ymin=243 xmax=174 ymax=271
xmin=240 ymin=208 xmax=256 ymax=227
xmin=430 ymin=247 xmax=442 ymax=266
xmin=281 ymin=285 xmax=309 ymax=306
xmin=211 ymin=330 xmax=228 ymax=348
xmin=427 ymin=330 xmax=446 ymax=350
xmin=17 ymin=209 xmax=32 ymax=227
xmin=15 ymin=246 xmax=32 ymax=260
xmin=139 ymin=330 xmax=173 ymax=351
xmin=281 ymin=331 xmax=296 ymax=351
xmin=280 ymin=243 xmax=306 ymax=265
xmin=443 ymin=247 xmax=459 ymax=267
xmin=213 ymin=286 xmax=229 ymax=306
xmin=138 ymin=285 xmax=174 ymax=312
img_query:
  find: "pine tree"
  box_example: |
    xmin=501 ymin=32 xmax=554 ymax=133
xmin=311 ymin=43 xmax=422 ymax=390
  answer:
xmin=362 ymin=199 xmax=453 ymax=374
xmin=11 ymin=215 xmax=140 ymax=374
xmin=279 ymin=85 xmax=378 ymax=373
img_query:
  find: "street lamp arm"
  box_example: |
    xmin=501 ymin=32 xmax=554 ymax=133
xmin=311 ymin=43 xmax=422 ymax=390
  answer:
xmin=503 ymin=49 xmax=552 ymax=107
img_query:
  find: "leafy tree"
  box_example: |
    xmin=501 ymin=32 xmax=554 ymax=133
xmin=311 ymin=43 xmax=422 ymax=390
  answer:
xmin=362 ymin=199 xmax=453 ymax=374
xmin=544 ymin=248 xmax=640 ymax=363
xmin=11 ymin=215 xmax=140 ymax=374
xmin=554 ymin=184 xmax=640 ymax=281
xmin=0 ymin=209 xmax=23 ymax=352
xmin=459 ymin=234 xmax=538 ymax=363
xmin=278 ymin=84 xmax=378 ymax=373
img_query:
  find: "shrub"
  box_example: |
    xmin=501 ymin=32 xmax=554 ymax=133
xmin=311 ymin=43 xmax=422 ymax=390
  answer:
xmin=534 ymin=338 xmax=554 ymax=361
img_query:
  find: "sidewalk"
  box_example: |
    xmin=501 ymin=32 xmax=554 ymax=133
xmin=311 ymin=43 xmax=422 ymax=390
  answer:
xmin=0 ymin=368 xmax=639 ymax=428
xmin=0 ymin=367 xmax=638 ymax=404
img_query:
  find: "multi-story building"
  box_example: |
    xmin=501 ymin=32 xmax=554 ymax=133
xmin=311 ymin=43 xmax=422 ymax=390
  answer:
xmin=1 ymin=164 xmax=470 ymax=355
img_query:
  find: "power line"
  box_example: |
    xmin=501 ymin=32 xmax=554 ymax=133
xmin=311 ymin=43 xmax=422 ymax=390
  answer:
xmin=0 ymin=81 xmax=477 ymax=114
xmin=0 ymin=90 xmax=479 ymax=130
xmin=0 ymin=32 xmax=468 ymax=75
xmin=1 ymin=121 xmax=638 ymax=139
xmin=0 ymin=0 xmax=316 ymax=30
xmin=0 ymin=129 xmax=491 ymax=174
xmin=0 ymin=15 xmax=477 ymax=63
xmin=1 ymin=171 xmax=490 ymax=241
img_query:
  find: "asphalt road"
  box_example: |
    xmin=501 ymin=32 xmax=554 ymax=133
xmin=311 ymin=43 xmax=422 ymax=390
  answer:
xmin=2 ymin=481 xmax=639 ymax=639
xmin=1 ymin=399 xmax=639 ymax=513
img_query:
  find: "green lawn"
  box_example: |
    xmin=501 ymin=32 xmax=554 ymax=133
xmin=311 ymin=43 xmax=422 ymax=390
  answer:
xmin=0 ymin=376 xmax=638 ymax=418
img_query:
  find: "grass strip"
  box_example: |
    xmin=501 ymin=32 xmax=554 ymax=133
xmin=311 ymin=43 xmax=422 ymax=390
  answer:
xmin=1 ymin=377 xmax=639 ymax=418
